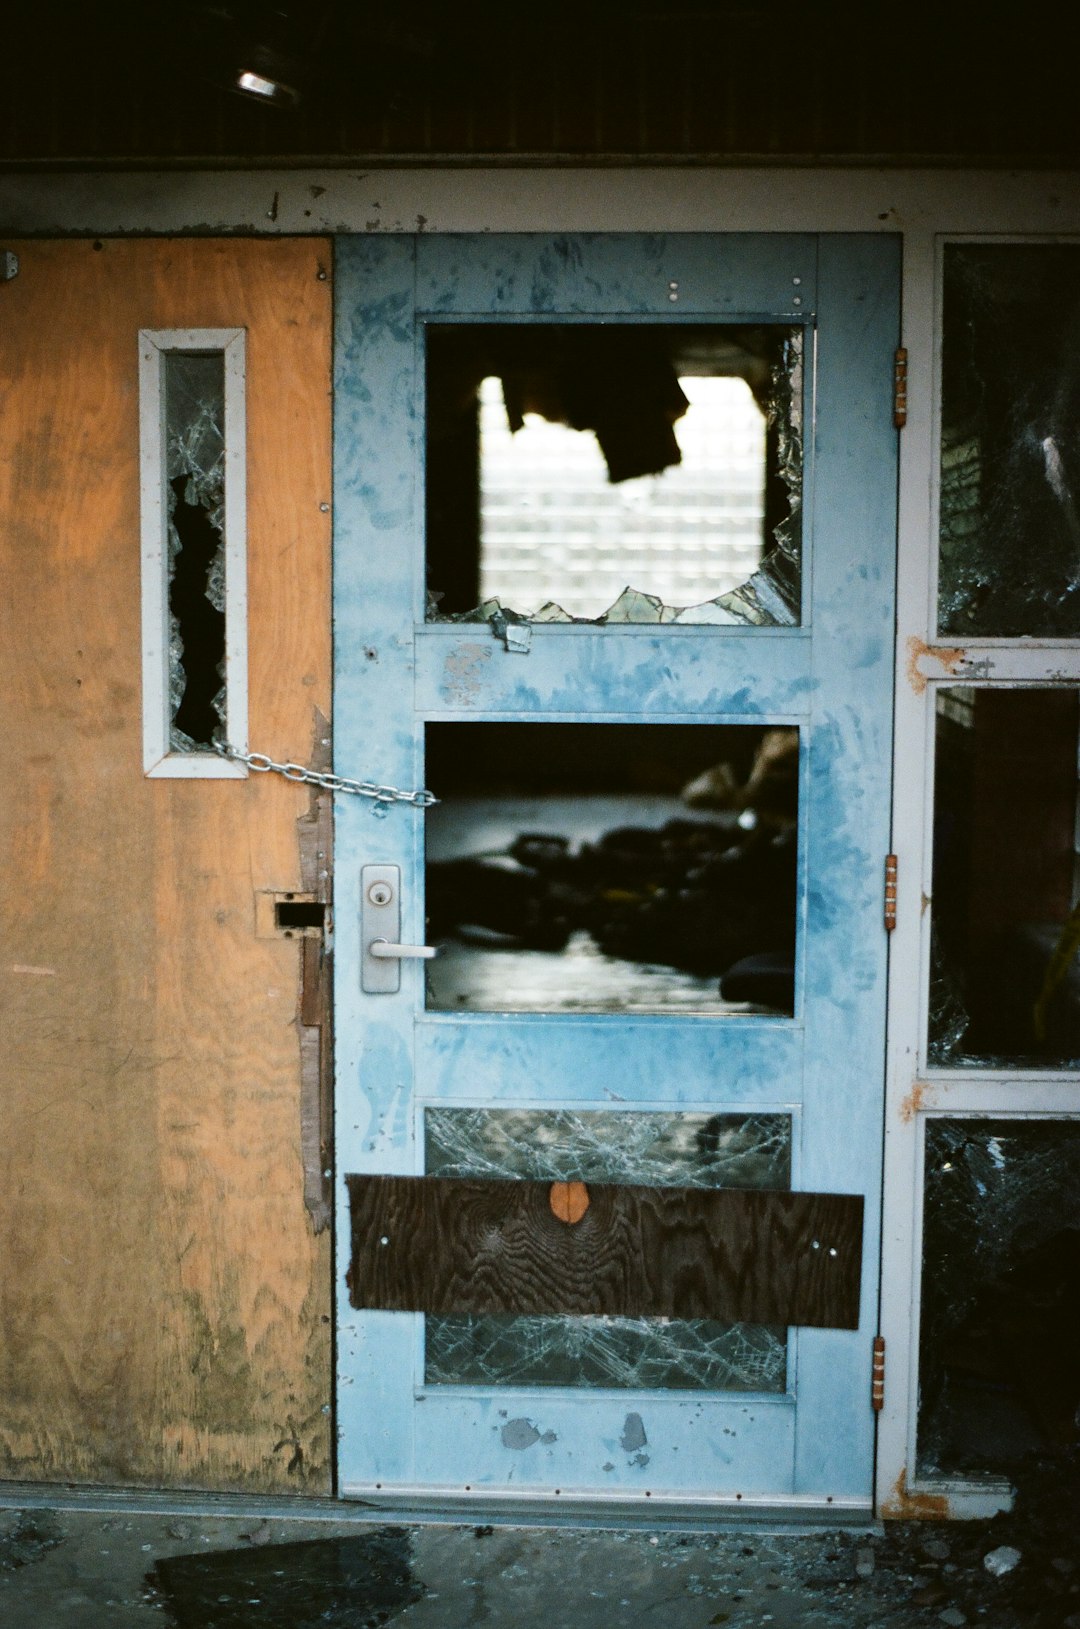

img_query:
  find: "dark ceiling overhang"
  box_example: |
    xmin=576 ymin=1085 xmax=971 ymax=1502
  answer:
xmin=1 ymin=2 xmax=1077 ymax=171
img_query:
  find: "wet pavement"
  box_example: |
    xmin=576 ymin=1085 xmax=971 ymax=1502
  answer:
xmin=2 ymin=1453 xmax=1078 ymax=1629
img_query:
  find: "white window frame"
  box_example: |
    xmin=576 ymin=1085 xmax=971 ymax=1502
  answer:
xmin=879 ymin=232 xmax=1080 ymax=1521
xmin=139 ymin=326 xmax=248 ymax=777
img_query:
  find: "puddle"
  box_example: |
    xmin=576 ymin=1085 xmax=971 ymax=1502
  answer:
xmin=147 ymin=1527 xmax=424 ymax=1628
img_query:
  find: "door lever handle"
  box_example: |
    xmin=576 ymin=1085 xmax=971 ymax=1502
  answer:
xmin=361 ymin=863 xmax=436 ymax=993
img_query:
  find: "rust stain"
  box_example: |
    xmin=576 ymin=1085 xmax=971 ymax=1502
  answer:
xmin=881 ymin=1467 xmax=952 ymax=1521
xmin=906 ymin=636 xmax=966 ymax=697
xmin=899 ymin=1080 xmax=930 ymax=1123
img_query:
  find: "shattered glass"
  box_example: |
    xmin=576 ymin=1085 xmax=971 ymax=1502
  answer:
xmin=165 ymin=351 xmax=227 ymax=751
xmin=928 ymin=686 xmax=1080 ymax=1069
xmin=938 ymin=245 xmax=1080 ymax=638
xmin=426 ymin=324 xmax=803 ymax=629
xmin=918 ymin=1119 xmax=1080 ymax=1474
xmin=425 ymin=1108 xmax=791 ymax=1188
xmin=425 ymin=1314 xmax=787 ymax=1391
xmin=424 ymin=1109 xmax=790 ymax=1391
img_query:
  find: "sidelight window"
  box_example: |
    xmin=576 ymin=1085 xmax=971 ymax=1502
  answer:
xmin=140 ymin=328 xmax=247 ymax=776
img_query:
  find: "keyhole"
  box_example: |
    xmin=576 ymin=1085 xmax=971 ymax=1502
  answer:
xmin=368 ymin=881 xmax=393 ymax=906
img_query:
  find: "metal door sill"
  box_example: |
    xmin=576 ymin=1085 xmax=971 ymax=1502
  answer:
xmin=339 ymin=1483 xmax=877 ymax=1531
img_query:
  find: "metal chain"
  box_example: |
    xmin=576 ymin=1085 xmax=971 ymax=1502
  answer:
xmin=213 ymin=742 xmax=438 ymax=807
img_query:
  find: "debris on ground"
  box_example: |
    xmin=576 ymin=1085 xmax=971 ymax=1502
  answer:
xmin=0 ymin=1447 xmax=1076 ymax=1629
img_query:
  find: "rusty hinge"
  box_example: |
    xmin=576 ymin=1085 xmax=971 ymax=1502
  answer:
xmin=872 ymin=1335 xmax=886 ymax=1411
xmin=893 ymin=347 xmax=908 ymax=428
xmin=884 ymin=854 xmax=898 ymax=932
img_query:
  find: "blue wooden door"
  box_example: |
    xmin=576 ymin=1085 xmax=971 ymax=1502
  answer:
xmin=334 ymin=234 xmax=899 ymax=1510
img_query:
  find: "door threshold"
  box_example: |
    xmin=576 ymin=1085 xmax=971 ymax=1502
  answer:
xmin=0 ymin=1479 xmax=878 ymax=1534
xmin=339 ymin=1483 xmax=878 ymax=1532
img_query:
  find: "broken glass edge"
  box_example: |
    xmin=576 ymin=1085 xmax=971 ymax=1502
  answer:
xmin=426 ymin=584 xmax=787 ymax=633
xmin=164 ymin=361 xmax=228 ymax=754
xmin=428 ymin=327 xmax=804 ymax=631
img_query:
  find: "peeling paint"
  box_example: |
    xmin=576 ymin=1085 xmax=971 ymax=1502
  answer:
xmin=620 ymin=1412 xmax=648 ymax=1454
xmin=500 ymin=1417 xmax=541 ymax=1450
xmin=905 ymin=636 xmax=967 ymax=697
xmin=441 ymin=641 xmax=492 ymax=703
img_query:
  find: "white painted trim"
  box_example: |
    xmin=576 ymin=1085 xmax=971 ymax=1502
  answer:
xmin=2 ymin=168 xmax=1080 ymax=239
xmin=139 ymin=327 xmax=247 ymax=778
xmin=876 ymin=210 xmax=1080 ymax=1516
xmin=909 ymin=644 xmax=1080 ymax=684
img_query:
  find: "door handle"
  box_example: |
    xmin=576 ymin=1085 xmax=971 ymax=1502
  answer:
xmin=361 ymin=864 xmax=436 ymax=993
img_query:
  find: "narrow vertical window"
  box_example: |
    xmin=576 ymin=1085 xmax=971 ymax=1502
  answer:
xmin=140 ymin=328 xmax=247 ymax=776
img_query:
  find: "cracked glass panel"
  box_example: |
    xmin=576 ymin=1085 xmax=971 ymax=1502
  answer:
xmin=918 ymin=1118 xmax=1080 ymax=1475
xmin=425 ymin=1109 xmax=790 ymax=1390
xmin=426 ymin=324 xmax=802 ymax=627
xmin=165 ymin=351 xmax=227 ymax=751
xmin=425 ymin=722 xmax=799 ymax=1017
xmin=929 ymin=687 xmax=1080 ymax=1069
xmin=938 ymin=244 xmax=1080 ymax=637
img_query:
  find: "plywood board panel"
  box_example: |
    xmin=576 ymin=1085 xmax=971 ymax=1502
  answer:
xmin=347 ymin=1175 xmax=864 ymax=1328
xmin=0 ymin=239 xmax=332 ymax=1491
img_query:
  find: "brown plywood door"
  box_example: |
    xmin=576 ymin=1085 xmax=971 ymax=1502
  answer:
xmin=0 ymin=240 xmax=333 ymax=1492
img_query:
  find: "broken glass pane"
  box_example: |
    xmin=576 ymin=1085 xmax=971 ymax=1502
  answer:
xmin=426 ymin=324 xmax=802 ymax=627
xmin=165 ymin=351 xmax=227 ymax=751
xmin=425 ymin=1314 xmax=787 ymax=1391
xmin=938 ymin=245 xmax=1080 ymax=638
xmin=425 ymin=722 xmax=799 ymax=1017
xmin=425 ymin=1108 xmax=792 ymax=1188
xmin=425 ymin=1109 xmax=790 ymax=1391
xmin=918 ymin=1118 xmax=1080 ymax=1475
xmin=928 ymin=687 xmax=1080 ymax=1069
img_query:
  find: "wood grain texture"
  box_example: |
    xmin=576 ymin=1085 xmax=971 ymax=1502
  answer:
xmin=0 ymin=239 xmax=332 ymax=1492
xmin=347 ymin=1176 xmax=864 ymax=1329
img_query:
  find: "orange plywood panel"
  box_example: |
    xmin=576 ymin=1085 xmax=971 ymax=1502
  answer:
xmin=0 ymin=239 xmax=332 ymax=1491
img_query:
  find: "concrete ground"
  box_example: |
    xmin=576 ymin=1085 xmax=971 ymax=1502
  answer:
xmin=1 ymin=1455 xmax=1078 ymax=1629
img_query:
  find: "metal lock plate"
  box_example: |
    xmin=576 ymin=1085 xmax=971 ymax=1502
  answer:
xmin=361 ymin=864 xmax=402 ymax=993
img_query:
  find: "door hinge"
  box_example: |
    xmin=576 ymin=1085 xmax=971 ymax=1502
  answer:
xmin=2 ymin=250 xmax=18 ymax=283
xmin=872 ymin=1335 xmax=886 ymax=1411
xmin=884 ymin=854 xmax=898 ymax=932
xmin=893 ymin=347 xmax=908 ymax=428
